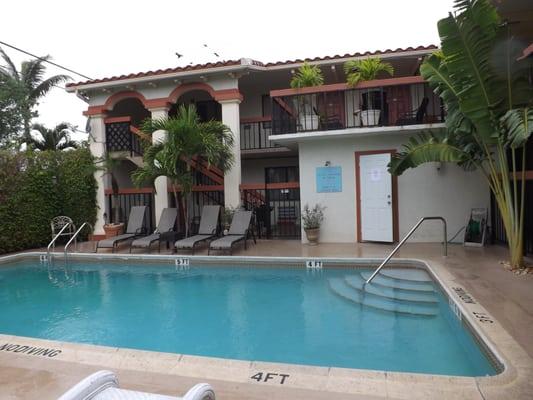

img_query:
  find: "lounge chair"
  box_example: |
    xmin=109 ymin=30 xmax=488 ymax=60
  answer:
xmin=175 ymin=205 xmax=220 ymax=255
xmin=208 ymin=210 xmax=253 ymax=255
xmin=130 ymin=208 xmax=177 ymax=253
xmin=96 ymin=206 xmax=147 ymax=253
xmin=395 ymin=97 xmax=429 ymax=125
xmin=58 ymin=370 xmax=215 ymax=400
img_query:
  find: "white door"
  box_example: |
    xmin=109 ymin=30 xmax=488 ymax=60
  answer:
xmin=359 ymin=153 xmax=393 ymax=242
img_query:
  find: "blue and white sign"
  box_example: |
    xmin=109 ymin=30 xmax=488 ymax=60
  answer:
xmin=316 ymin=166 xmax=342 ymax=193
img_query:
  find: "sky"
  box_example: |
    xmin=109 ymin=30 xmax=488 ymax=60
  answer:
xmin=1 ymin=0 xmax=455 ymax=142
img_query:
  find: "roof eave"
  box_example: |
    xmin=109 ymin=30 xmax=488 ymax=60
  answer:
xmin=65 ymin=63 xmax=259 ymax=93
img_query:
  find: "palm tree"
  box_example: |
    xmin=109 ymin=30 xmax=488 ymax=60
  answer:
xmin=132 ymin=104 xmax=234 ymax=236
xmin=389 ymin=0 xmax=532 ymax=269
xmin=0 ymin=47 xmax=70 ymax=138
xmin=290 ymin=62 xmax=324 ymax=88
xmin=343 ymin=57 xmax=394 ymax=87
xmin=26 ymin=123 xmax=79 ymax=151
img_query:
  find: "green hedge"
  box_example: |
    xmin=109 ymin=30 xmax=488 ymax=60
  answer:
xmin=0 ymin=148 xmax=97 ymax=254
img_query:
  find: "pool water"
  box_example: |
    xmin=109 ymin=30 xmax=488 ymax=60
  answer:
xmin=0 ymin=260 xmax=496 ymax=376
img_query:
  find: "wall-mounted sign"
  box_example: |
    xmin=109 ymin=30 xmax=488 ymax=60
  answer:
xmin=316 ymin=166 xmax=342 ymax=193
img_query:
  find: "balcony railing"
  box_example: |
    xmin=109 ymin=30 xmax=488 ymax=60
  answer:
xmin=270 ymin=76 xmax=445 ymax=135
xmin=105 ymin=117 xmax=145 ymax=156
xmin=240 ymin=117 xmax=280 ymax=150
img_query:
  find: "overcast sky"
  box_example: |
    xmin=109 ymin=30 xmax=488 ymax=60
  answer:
xmin=1 ymin=0 xmax=454 ymax=141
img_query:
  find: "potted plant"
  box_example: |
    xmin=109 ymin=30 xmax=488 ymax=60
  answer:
xmin=221 ymin=206 xmax=236 ymax=235
xmin=290 ymin=62 xmax=324 ymax=131
xmin=302 ymin=203 xmax=325 ymax=245
xmin=343 ymin=57 xmax=394 ymax=126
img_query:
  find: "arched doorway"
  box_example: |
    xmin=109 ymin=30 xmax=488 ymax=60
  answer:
xmin=169 ymin=89 xmax=221 ymax=122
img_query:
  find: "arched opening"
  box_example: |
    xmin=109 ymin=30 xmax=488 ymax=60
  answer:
xmin=169 ymin=89 xmax=221 ymax=122
xmin=106 ymin=98 xmax=150 ymax=127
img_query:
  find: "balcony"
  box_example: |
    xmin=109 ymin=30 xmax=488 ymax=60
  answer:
xmin=240 ymin=117 xmax=279 ymax=151
xmin=270 ymin=76 xmax=445 ymax=136
xmin=105 ymin=117 xmax=146 ymax=156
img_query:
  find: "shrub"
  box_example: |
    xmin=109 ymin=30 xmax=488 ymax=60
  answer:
xmin=0 ymin=148 xmax=97 ymax=254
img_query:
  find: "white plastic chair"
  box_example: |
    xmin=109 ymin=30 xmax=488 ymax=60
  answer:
xmin=58 ymin=370 xmax=215 ymax=400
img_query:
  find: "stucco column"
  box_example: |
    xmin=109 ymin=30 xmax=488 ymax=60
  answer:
xmin=88 ymin=114 xmax=107 ymax=236
xmin=220 ymin=99 xmax=242 ymax=208
xmin=149 ymin=107 xmax=169 ymax=225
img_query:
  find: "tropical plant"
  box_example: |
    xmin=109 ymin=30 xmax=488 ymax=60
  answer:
xmin=0 ymin=75 xmax=26 ymax=146
xmin=290 ymin=62 xmax=324 ymax=88
xmin=95 ymin=152 xmax=127 ymax=225
xmin=389 ymin=0 xmax=533 ymax=269
xmin=0 ymin=47 xmax=70 ymax=139
xmin=25 ymin=123 xmax=79 ymax=151
xmin=343 ymin=57 xmax=394 ymax=86
xmin=302 ymin=203 xmax=326 ymax=230
xmin=132 ymin=104 xmax=234 ymax=236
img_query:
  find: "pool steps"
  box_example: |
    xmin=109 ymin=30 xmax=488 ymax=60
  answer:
xmin=344 ymin=275 xmax=438 ymax=303
xmin=360 ymin=271 xmax=436 ymax=292
xmin=328 ymin=268 xmax=439 ymax=317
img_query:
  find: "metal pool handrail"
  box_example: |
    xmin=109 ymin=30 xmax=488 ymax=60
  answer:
xmin=47 ymin=222 xmax=71 ymax=258
xmin=365 ymin=216 xmax=447 ymax=285
xmin=64 ymin=222 xmax=93 ymax=259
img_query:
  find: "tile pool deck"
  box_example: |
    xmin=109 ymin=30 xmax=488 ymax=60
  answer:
xmin=1 ymin=241 xmax=532 ymax=399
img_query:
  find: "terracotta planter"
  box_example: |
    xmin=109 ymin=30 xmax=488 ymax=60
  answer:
xmin=305 ymin=228 xmax=320 ymax=245
xmin=103 ymin=223 xmax=124 ymax=239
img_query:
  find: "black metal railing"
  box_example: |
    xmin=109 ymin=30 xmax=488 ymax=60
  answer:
xmin=240 ymin=119 xmax=279 ymax=150
xmin=106 ymin=192 xmax=155 ymax=233
xmin=242 ymin=185 xmax=301 ymax=238
xmin=491 ymin=180 xmax=533 ymax=256
xmin=105 ymin=121 xmax=144 ymax=156
xmin=272 ymin=82 xmax=445 ymax=135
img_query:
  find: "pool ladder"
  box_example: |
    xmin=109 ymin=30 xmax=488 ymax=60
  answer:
xmin=45 ymin=221 xmax=94 ymax=261
xmin=365 ymin=216 xmax=447 ymax=285
xmin=64 ymin=222 xmax=94 ymax=260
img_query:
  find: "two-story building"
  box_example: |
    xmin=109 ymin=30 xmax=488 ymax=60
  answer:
xmin=66 ymin=45 xmax=489 ymax=244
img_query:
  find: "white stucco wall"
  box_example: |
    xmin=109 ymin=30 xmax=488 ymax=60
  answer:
xmin=298 ymin=134 xmax=490 ymax=243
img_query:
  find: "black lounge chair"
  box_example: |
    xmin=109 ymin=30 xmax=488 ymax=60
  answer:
xmin=395 ymin=97 xmax=429 ymax=125
xmin=175 ymin=205 xmax=221 ymax=254
xmin=208 ymin=210 xmax=253 ymax=255
xmin=130 ymin=208 xmax=177 ymax=253
xmin=96 ymin=206 xmax=146 ymax=252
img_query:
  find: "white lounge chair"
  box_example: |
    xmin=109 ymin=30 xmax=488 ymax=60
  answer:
xmin=58 ymin=370 xmax=215 ymax=400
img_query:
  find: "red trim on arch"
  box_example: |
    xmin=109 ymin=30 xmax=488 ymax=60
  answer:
xmin=103 ymin=91 xmax=148 ymax=110
xmin=83 ymin=84 xmax=243 ymax=117
xmin=167 ymin=82 xmax=217 ymax=103
xmin=214 ymin=88 xmax=243 ymax=102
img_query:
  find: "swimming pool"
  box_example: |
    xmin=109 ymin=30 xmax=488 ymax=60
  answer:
xmin=0 ymin=256 xmax=498 ymax=377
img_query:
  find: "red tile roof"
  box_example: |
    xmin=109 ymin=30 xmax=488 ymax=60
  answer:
xmin=262 ymin=45 xmax=438 ymax=67
xmin=66 ymin=45 xmax=437 ymax=88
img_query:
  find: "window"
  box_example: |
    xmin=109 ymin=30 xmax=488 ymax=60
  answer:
xmin=265 ymin=166 xmax=299 ymax=184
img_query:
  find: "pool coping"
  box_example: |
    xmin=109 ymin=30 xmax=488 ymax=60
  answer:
xmin=0 ymin=251 xmax=532 ymax=399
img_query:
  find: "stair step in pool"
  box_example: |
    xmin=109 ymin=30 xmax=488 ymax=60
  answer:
xmin=360 ymin=272 xmax=436 ymax=293
xmin=344 ymin=275 xmax=438 ymax=303
xmin=328 ymin=278 xmax=438 ymax=316
xmin=379 ymin=268 xmax=433 ymax=283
